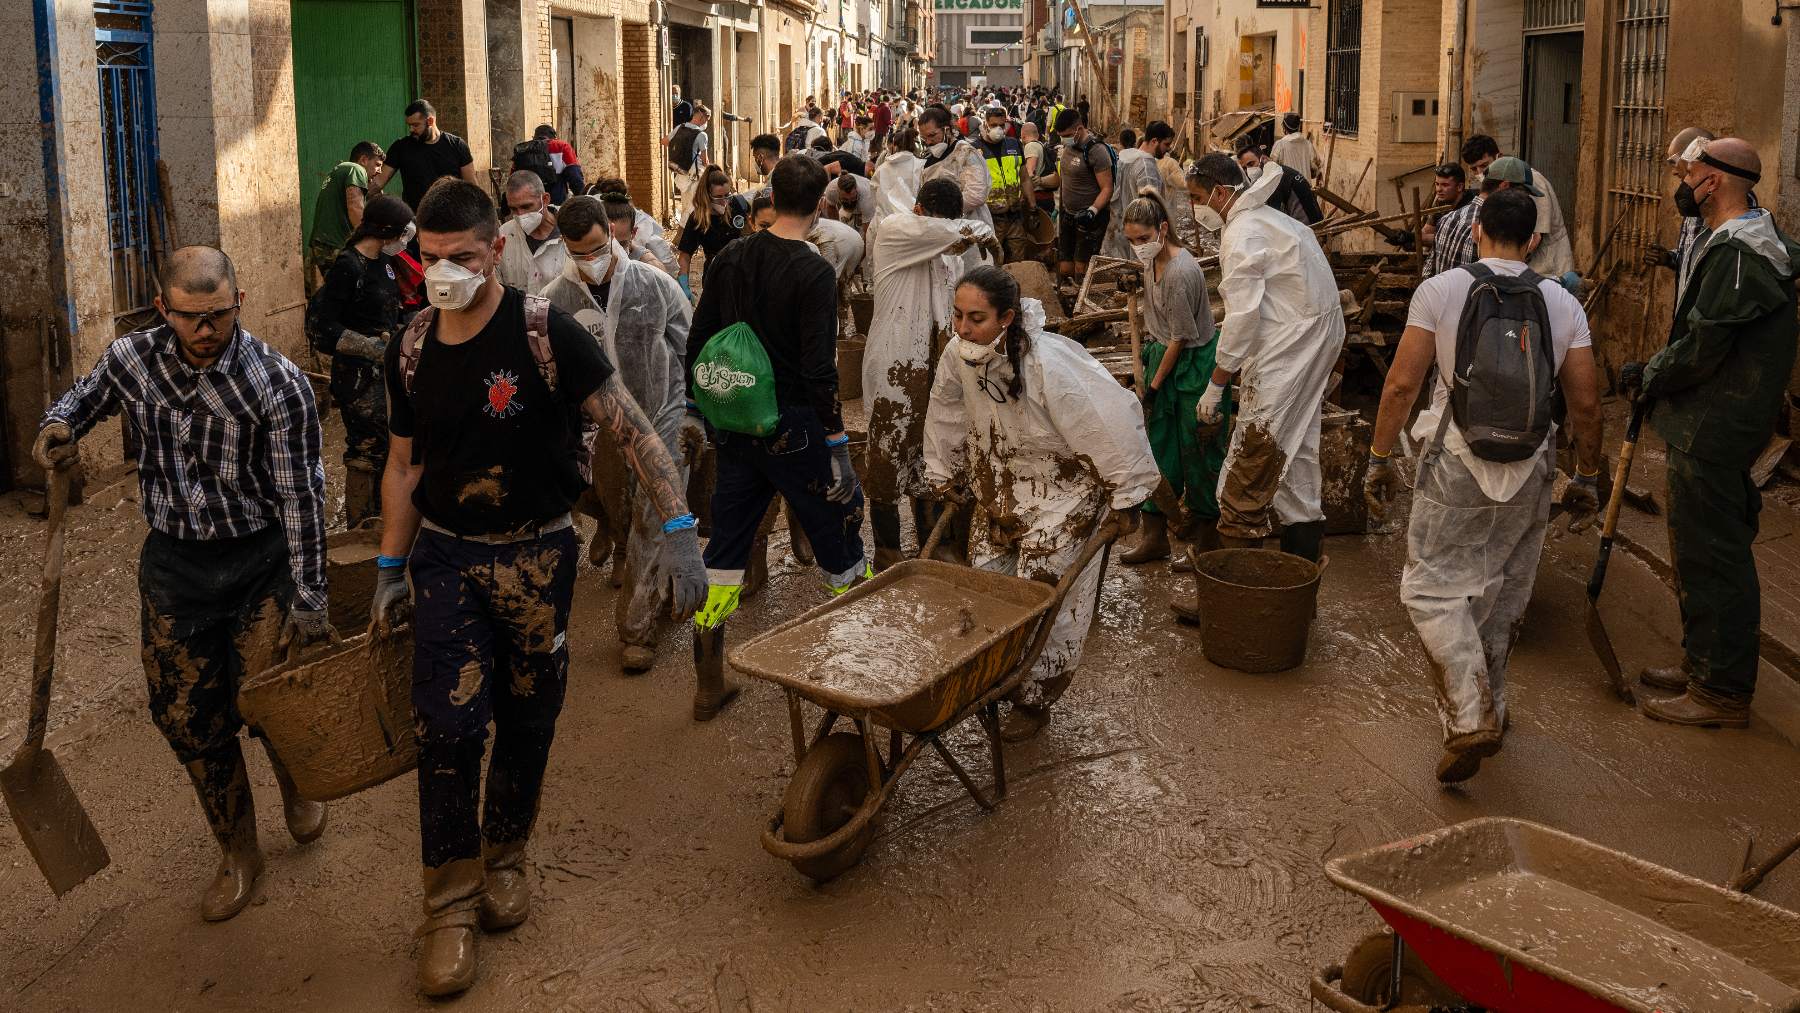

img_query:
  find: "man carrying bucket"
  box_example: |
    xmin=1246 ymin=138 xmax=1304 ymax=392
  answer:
xmin=34 ymin=246 xmax=335 ymax=922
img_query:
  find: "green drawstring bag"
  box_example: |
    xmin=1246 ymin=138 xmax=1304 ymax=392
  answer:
xmin=692 ymin=322 xmax=779 ymax=437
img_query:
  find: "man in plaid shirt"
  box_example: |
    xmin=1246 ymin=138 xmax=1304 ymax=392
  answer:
xmin=34 ymin=246 xmax=332 ymax=924
xmin=1424 ymin=190 xmax=1486 ymax=279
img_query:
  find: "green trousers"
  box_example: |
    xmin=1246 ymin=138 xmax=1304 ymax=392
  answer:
xmin=1667 ymin=446 xmax=1762 ymax=701
xmin=1141 ymin=338 xmax=1229 ymax=519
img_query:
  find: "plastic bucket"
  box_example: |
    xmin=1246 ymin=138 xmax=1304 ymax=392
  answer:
xmin=1193 ymin=549 xmax=1327 ymax=673
xmin=838 ymin=337 xmax=866 ymax=401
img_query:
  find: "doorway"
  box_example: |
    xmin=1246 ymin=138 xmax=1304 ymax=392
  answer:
xmin=1523 ymin=30 xmax=1581 ymax=225
xmin=551 ymin=16 xmax=575 ymax=144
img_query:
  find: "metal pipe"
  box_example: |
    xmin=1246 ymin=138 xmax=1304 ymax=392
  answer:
xmin=32 ymin=0 xmax=77 ymax=341
xmin=1446 ymin=0 xmax=1467 ymax=165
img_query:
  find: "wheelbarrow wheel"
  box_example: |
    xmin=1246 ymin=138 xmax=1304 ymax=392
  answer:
xmin=1340 ymin=930 xmax=1459 ymax=1007
xmin=782 ymin=732 xmax=879 ymax=882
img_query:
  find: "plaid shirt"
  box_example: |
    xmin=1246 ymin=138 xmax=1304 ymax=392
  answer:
xmin=1424 ymin=194 xmax=1484 ymax=279
xmin=44 ymin=325 xmax=328 ymax=610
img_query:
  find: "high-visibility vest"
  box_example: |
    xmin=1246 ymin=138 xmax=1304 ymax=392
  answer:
xmin=981 ymin=136 xmax=1027 ymax=208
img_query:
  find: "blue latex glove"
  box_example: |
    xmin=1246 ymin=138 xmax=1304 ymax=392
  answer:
xmin=678 ymin=274 xmax=694 ymax=301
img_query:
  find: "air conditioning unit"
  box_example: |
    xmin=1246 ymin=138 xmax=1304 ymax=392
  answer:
xmin=1392 ymin=91 xmax=1439 ymax=143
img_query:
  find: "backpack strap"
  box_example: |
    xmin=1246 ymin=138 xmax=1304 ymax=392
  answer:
xmin=398 ymin=306 xmax=437 ymax=398
xmin=522 ymin=292 xmax=558 ymax=395
xmin=1463 ymin=262 xmax=1494 ymax=283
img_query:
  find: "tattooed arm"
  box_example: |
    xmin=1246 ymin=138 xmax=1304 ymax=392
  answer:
xmin=583 ymin=372 xmax=691 ymax=522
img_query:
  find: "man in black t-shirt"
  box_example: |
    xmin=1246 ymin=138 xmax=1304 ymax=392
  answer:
xmin=368 ymin=180 xmax=704 ymax=998
xmin=686 ymin=155 xmax=868 ymax=715
xmin=371 ymin=99 xmax=481 ymax=210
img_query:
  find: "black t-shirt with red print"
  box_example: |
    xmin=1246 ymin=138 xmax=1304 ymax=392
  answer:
xmin=386 ymin=286 xmax=614 ymax=535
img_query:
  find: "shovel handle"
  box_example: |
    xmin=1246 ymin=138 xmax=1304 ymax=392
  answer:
xmin=1599 ymin=403 xmax=1648 ymax=542
xmin=23 ymin=469 xmax=71 ymax=757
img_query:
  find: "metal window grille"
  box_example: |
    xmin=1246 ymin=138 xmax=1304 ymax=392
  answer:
xmin=1607 ymin=0 xmax=1668 ymax=254
xmin=95 ymin=0 xmax=162 ymax=318
xmin=1524 ymin=0 xmax=1585 ymax=33
xmin=1325 ymin=0 xmax=1362 ymax=137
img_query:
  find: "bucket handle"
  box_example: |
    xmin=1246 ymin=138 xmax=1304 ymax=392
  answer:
xmin=359 ymin=620 xmax=403 ymax=755
xmin=1316 ymin=554 xmax=1331 ymax=577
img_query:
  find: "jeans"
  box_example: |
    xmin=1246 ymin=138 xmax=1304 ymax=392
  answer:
xmin=702 ymin=406 xmax=866 ymax=586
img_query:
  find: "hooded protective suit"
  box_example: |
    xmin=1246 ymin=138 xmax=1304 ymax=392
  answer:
xmin=864 ymin=214 xmax=995 ymax=502
xmin=807 ymin=216 xmax=867 ymax=284
xmin=497 ymin=214 xmax=571 ymax=294
xmin=541 ymin=244 xmax=695 ymax=649
xmin=920 ymin=140 xmax=994 ymax=228
xmin=923 ymin=300 xmax=1160 ymax=706
xmin=873 ymin=151 xmax=923 ymax=224
xmin=632 ymin=209 xmax=680 ymax=276
xmin=1101 ymin=147 xmax=1165 ymax=259
xmin=1212 ymin=166 xmax=1346 ymax=539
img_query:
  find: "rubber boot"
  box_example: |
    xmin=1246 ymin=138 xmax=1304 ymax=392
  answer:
xmin=1435 ymin=729 xmax=1504 ymax=784
xmin=184 ymin=742 xmax=264 ymax=922
xmin=1172 ymin=523 xmax=1219 ymax=624
xmin=785 ymin=504 xmax=815 ymax=567
xmin=871 ymin=501 xmax=904 ymax=572
xmin=342 ymin=463 xmax=377 ymax=530
xmin=1000 ymin=703 xmax=1052 ymax=742
xmin=261 ymin=739 xmax=326 ymax=845
xmin=1219 ymin=534 xmax=1264 ymax=550
xmin=609 ymin=542 xmax=627 ymax=590
xmin=692 ymin=625 xmax=741 ymax=722
xmin=416 ymin=858 xmax=484 ymax=997
xmin=478 ymin=840 xmax=530 ymax=931
xmin=1278 ymin=520 xmax=1325 ymax=562
xmin=1121 ymin=512 xmax=1171 ymax=565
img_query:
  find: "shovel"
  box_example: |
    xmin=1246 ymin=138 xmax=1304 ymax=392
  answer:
xmin=1 ymin=468 xmax=111 ymax=895
xmin=1584 ymin=401 xmax=1646 ymax=706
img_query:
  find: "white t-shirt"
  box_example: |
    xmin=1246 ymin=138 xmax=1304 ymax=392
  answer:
xmin=1404 ymin=258 xmax=1592 ymax=502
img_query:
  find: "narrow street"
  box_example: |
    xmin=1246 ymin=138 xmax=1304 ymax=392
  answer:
xmin=5 ymin=409 xmax=1800 ymax=1011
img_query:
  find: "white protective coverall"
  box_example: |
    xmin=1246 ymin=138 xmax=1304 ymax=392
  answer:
xmin=922 ymin=300 xmax=1161 ymax=706
xmin=1211 ymin=166 xmax=1346 ymax=540
xmin=1101 ymin=147 xmax=1166 ymax=259
xmin=873 ymin=151 xmax=923 ymax=224
xmin=497 ymin=215 xmax=571 ymax=294
xmin=807 ymin=216 xmax=867 ymax=284
xmin=632 ymin=208 xmax=680 ymax=276
xmin=540 ymin=243 xmax=694 ymax=648
xmin=864 ymin=213 xmax=995 ymax=502
xmin=919 ymin=140 xmax=993 ymax=228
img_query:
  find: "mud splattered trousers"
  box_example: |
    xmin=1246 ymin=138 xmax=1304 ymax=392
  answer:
xmin=1140 ymin=338 xmax=1227 ymax=519
xmin=139 ymin=526 xmax=292 ymax=763
xmin=702 ymin=406 xmax=867 ymax=589
xmin=409 ymin=521 xmax=577 ymax=868
xmin=330 ymin=355 xmax=388 ymax=528
xmin=1400 ymin=446 xmax=1553 ymax=743
xmin=972 ymin=518 xmax=1107 ymax=709
xmin=1666 ymin=447 xmax=1762 ymax=702
xmin=614 ymin=417 xmax=697 ymax=648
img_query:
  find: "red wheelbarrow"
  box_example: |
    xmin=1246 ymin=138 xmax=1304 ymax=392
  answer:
xmin=729 ymin=509 xmax=1117 ymax=882
xmin=1311 ymin=818 xmax=1800 ymax=1012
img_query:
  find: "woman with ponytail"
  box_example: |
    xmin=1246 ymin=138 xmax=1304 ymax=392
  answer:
xmin=922 ymin=265 xmax=1160 ymax=742
xmin=1118 ymin=186 xmax=1228 ymax=571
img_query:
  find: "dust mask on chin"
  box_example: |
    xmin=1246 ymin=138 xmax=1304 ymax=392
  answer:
xmin=424 ymin=258 xmax=487 ymax=311
xmin=515 ymin=210 xmax=545 ymax=234
xmin=956 ymin=336 xmax=1003 ymax=365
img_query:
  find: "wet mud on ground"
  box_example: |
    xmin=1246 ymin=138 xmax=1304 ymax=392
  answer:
xmin=6 ymin=418 xmax=1800 ymax=1010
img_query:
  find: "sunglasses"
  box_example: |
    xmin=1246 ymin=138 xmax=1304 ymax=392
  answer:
xmin=976 ymin=369 xmax=1008 ymax=404
xmin=163 ymin=302 xmax=242 ymax=330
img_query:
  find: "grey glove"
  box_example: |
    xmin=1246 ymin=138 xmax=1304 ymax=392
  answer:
xmin=338 ymin=329 xmax=387 ymax=361
xmin=371 ymin=563 xmax=412 ymax=637
xmin=1562 ymin=473 xmax=1601 ymax=533
xmin=32 ymin=422 xmax=78 ymax=472
xmin=278 ymin=607 xmax=337 ymax=653
xmin=1364 ymin=454 xmax=1404 ymax=526
xmin=657 ymin=526 xmax=707 ymax=621
xmin=826 ymin=438 xmax=860 ymax=504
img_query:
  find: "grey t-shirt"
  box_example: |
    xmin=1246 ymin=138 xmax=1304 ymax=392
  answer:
xmin=1140 ymin=247 xmax=1212 ymax=347
xmin=1059 ymin=140 xmax=1114 ymax=212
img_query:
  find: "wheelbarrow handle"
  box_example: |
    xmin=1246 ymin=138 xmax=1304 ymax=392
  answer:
xmin=1005 ymin=513 xmax=1121 ymax=689
xmin=920 ymin=499 xmax=960 ymax=559
xmin=1307 ymin=965 xmax=1386 ymax=1013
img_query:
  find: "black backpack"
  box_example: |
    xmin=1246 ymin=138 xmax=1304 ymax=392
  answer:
xmin=785 ymin=125 xmax=811 ymax=154
xmin=668 ymin=123 xmax=701 ymax=171
xmin=511 ymin=138 xmax=556 ymax=190
xmin=1448 ymin=264 xmax=1559 ymax=462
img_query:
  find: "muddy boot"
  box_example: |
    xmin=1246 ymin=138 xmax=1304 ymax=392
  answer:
xmin=261 ymin=739 xmax=326 ymax=845
xmin=1278 ymin=520 xmax=1325 ymax=562
xmin=1641 ymin=687 xmax=1751 ymax=729
xmin=1000 ymin=702 xmax=1052 ymax=742
xmin=1435 ymin=729 xmax=1503 ymax=784
xmin=871 ymin=501 xmax=904 ymax=571
xmin=184 ymin=743 xmax=264 ymax=922
xmin=478 ymin=840 xmax=530 ymax=932
xmin=1219 ymin=533 xmax=1264 ymax=550
xmin=744 ymin=536 xmax=770 ymax=599
xmin=342 ymin=463 xmax=378 ymax=530
xmin=417 ymin=858 xmax=484 ymax=997
xmin=621 ymin=643 xmax=656 ymax=675
xmin=692 ymin=626 xmax=741 ymax=722
xmin=1639 ymin=658 xmax=1693 ymax=692
xmin=609 ymin=542 xmax=627 ymax=590
xmin=785 ymin=506 xmax=815 ymax=567
xmin=1120 ymin=512 xmax=1170 ymax=565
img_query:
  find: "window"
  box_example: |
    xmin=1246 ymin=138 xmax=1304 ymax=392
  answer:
xmin=967 ymin=26 xmax=1022 ymax=48
xmin=1325 ymin=0 xmax=1362 ymax=136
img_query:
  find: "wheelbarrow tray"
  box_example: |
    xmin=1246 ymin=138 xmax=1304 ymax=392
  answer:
xmin=730 ymin=559 xmax=1056 ymax=734
xmin=1325 ymin=817 xmax=1800 ymax=1013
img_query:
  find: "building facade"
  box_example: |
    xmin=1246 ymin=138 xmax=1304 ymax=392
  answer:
xmin=932 ymin=0 xmax=1025 ymax=89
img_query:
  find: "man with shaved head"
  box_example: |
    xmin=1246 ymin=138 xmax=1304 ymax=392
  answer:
xmin=1621 ymin=138 xmax=1800 ymax=727
xmin=1646 ymin=126 xmax=1725 ymax=308
xmin=34 ymin=244 xmax=332 ymax=922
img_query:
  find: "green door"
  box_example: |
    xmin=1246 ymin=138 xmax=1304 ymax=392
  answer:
xmin=292 ymin=0 xmax=416 ymax=245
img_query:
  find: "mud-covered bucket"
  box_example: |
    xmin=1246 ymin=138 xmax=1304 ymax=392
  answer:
xmin=837 ymin=337 xmax=866 ymax=401
xmin=1193 ymin=549 xmax=1326 ymax=673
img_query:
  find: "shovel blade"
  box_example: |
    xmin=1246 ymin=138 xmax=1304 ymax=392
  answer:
xmin=1584 ymin=598 xmax=1637 ymax=706
xmin=1 ymin=749 xmax=110 ymax=896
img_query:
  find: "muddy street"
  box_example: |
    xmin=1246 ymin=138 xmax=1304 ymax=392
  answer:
xmin=5 ymin=459 xmax=1800 ymax=1011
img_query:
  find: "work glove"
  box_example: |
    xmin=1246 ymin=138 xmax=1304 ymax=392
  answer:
xmin=677 ymin=274 xmax=694 ymax=302
xmin=826 ymin=437 xmax=860 ymax=504
xmin=656 ymin=526 xmax=707 ymax=621
xmin=1561 ymin=472 xmax=1601 ymax=534
xmin=1100 ymin=507 xmax=1139 ymax=541
xmin=1617 ymin=360 xmax=1646 ymax=398
xmin=1197 ymin=381 xmax=1227 ymax=426
xmin=1642 ymin=244 xmax=1674 ymax=270
xmin=371 ymin=563 xmax=412 ymax=637
xmin=32 ymin=422 xmax=78 ymax=472
xmin=926 ymin=480 xmax=970 ymax=505
xmin=337 ymin=329 xmax=387 ymax=361
xmin=1363 ymin=453 xmax=1405 ymax=527
xmin=277 ymin=607 xmax=337 ymax=654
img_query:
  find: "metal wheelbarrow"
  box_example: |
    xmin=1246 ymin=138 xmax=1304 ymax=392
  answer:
xmin=728 ymin=506 xmax=1118 ymax=881
xmin=1311 ymin=817 xmax=1800 ymax=1012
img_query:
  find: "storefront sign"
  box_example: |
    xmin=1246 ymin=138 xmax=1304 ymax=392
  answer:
xmin=934 ymin=0 xmax=1022 ymax=10
xmin=1255 ymin=1 xmax=1313 ymax=7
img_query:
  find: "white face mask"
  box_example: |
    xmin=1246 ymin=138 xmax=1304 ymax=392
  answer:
xmin=575 ymin=250 xmax=613 ymax=284
xmin=1195 ymin=205 xmax=1225 ymax=234
xmin=927 ymin=141 xmax=949 ymax=158
xmin=983 ymin=126 xmax=1005 ymax=143
xmin=1131 ymin=240 xmax=1160 ymax=266
xmin=380 ymin=222 xmax=416 ymax=257
xmin=514 ymin=210 xmax=544 ymax=234
xmin=957 ymin=338 xmax=1002 ymax=365
xmin=423 ymin=258 xmax=487 ymax=311
xmin=1244 ymin=164 xmax=1263 ymax=182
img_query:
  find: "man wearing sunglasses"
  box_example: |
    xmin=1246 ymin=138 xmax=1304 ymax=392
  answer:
xmin=33 ymin=245 xmax=332 ymax=924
